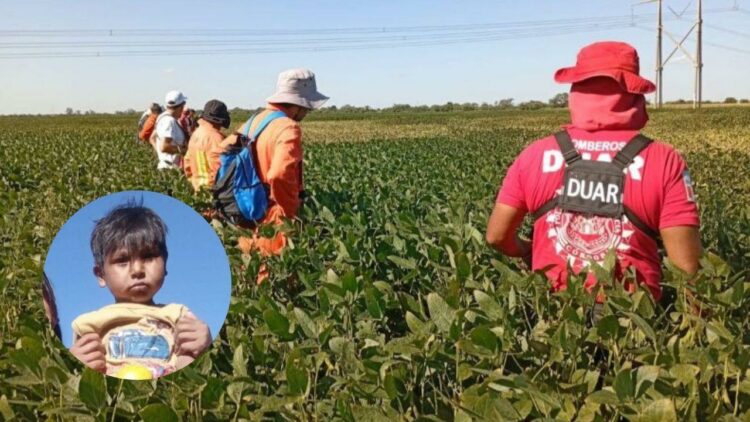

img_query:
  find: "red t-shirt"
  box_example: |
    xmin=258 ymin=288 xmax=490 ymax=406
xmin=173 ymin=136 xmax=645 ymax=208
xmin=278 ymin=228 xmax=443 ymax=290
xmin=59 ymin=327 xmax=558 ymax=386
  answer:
xmin=496 ymin=127 xmax=699 ymax=300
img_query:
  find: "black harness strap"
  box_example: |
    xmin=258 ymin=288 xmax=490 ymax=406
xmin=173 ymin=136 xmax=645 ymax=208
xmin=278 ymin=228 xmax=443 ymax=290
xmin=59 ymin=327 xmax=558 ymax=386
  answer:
xmin=554 ymin=131 xmax=582 ymax=165
xmin=530 ymin=131 xmax=578 ymax=220
xmin=613 ymin=135 xmax=659 ymax=241
xmin=623 ymin=206 xmax=660 ymax=241
xmin=612 ymin=134 xmax=651 ymax=170
xmin=531 ymin=131 xmax=661 ymax=243
xmin=532 ymin=198 xmax=558 ymax=221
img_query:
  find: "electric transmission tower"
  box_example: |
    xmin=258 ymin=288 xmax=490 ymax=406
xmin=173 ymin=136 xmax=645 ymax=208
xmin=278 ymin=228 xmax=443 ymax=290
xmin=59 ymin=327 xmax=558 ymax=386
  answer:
xmin=637 ymin=0 xmax=703 ymax=108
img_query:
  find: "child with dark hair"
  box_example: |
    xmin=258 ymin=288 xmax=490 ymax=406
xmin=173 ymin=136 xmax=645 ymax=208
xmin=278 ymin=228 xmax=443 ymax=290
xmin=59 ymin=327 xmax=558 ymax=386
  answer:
xmin=70 ymin=201 xmax=211 ymax=379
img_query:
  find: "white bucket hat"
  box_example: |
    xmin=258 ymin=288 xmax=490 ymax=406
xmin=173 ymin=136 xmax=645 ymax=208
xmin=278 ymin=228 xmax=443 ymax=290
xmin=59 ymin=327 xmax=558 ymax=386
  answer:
xmin=266 ymin=68 xmax=329 ymax=110
xmin=165 ymin=90 xmax=187 ymax=107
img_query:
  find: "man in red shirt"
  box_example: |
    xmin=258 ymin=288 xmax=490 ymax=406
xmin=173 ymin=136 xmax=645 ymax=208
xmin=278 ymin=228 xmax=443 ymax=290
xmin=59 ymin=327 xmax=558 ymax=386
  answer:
xmin=486 ymin=41 xmax=701 ymax=301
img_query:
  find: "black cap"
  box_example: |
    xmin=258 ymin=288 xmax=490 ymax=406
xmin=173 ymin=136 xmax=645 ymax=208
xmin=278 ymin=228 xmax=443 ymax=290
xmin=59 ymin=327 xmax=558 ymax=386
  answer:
xmin=201 ymin=99 xmax=230 ymax=128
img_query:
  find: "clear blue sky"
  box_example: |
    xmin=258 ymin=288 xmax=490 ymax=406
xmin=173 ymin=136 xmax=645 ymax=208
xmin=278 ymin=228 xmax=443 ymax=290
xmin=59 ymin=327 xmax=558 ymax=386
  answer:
xmin=0 ymin=0 xmax=748 ymax=115
xmin=43 ymin=191 xmax=232 ymax=348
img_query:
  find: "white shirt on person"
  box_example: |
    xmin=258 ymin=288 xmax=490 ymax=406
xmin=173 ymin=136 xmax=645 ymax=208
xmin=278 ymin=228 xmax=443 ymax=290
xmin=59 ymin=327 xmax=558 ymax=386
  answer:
xmin=154 ymin=112 xmax=186 ymax=170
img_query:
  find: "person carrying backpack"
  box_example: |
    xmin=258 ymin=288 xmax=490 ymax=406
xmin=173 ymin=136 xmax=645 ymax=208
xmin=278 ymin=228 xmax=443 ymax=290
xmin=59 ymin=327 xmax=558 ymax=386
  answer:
xmin=213 ymin=69 xmax=328 ymax=278
xmin=485 ymin=41 xmax=701 ymax=304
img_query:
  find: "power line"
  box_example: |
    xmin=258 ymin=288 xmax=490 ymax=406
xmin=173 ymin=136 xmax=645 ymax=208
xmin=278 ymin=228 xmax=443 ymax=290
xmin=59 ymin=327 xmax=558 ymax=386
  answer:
xmin=704 ymin=41 xmax=750 ymax=54
xmin=0 ymin=7 xmax=741 ymax=59
xmin=0 ymin=6 xmax=739 ymax=38
xmin=0 ymin=22 xmax=641 ymax=49
xmin=636 ymin=24 xmax=750 ymax=56
xmin=0 ymin=14 xmax=662 ymax=38
xmin=0 ymin=23 xmax=633 ymax=59
xmin=704 ymin=23 xmax=750 ymax=39
xmin=0 ymin=6 xmax=736 ymax=40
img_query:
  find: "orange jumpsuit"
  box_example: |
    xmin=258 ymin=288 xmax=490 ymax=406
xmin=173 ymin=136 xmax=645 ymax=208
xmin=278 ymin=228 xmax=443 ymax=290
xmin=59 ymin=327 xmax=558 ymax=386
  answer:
xmin=232 ymin=104 xmax=304 ymax=260
xmin=183 ymin=119 xmax=225 ymax=192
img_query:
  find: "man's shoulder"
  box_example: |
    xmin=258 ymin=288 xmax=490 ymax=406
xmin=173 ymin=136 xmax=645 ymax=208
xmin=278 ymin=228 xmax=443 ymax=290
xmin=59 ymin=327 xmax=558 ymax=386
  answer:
xmin=259 ymin=111 xmax=300 ymax=143
xmin=530 ymin=133 xmax=559 ymax=148
xmin=633 ymin=138 xmax=687 ymax=170
xmin=156 ymin=113 xmax=176 ymax=126
xmin=266 ymin=111 xmax=299 ymax=131
xmin=191 ymin=124 xmax=222 ymax=142
xmin=643 ymin=138 xmax=680 ymax=155
xmin=516 ymin=134 xmax=559 ymax=160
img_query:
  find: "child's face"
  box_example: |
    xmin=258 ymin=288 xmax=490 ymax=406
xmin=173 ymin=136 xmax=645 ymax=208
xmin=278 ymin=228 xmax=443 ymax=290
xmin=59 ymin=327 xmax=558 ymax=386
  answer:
xmin=95 ymin=247 xmax=166 ymax=304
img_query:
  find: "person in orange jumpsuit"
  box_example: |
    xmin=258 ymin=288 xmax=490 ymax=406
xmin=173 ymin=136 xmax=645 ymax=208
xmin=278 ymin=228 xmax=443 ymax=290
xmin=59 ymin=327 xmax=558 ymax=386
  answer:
xmin=138 ymin=103 xmax=163 ymax=143
xmin=183 ymin=100 xmax=231 ymax=192
xmin=230 ymin=69 xmax=328 ymax=279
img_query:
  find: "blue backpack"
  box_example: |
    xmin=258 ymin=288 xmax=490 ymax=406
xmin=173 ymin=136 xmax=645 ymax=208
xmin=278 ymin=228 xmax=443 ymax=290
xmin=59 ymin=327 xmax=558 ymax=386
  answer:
xmin=212 ymin=111 xmax=286 ymax=227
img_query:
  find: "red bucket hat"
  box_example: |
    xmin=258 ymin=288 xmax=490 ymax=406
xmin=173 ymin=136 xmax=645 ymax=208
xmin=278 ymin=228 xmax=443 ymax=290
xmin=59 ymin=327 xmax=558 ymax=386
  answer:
xmin=554 ymin=41 xmax=656 ymax=94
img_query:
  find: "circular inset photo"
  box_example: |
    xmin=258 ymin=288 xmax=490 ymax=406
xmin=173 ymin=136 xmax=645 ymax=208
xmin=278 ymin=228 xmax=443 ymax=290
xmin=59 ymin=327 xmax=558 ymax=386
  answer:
xmin=43 ymin=191 xmax=231 ymax=380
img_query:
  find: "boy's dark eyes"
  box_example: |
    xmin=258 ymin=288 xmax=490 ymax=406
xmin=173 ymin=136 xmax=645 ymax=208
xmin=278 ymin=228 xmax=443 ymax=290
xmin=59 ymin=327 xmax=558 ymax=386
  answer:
xmin=110 ymin=255 xmax=131 ymax=264
xmin=108 ymin=253 xmax=159 ymax=264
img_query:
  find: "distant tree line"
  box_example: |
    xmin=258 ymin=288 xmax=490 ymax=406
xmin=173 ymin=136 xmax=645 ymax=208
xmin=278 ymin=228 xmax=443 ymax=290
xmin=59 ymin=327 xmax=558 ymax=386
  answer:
xmin=49 ymin=93 xmax=748 ymax=116
xmin=665 ymin=97 xmax=749 ymax=105
xmin=306 ymin=93 xmax=572 ymax=113
xmin=65 ymin=107 xmax=137 ymax=115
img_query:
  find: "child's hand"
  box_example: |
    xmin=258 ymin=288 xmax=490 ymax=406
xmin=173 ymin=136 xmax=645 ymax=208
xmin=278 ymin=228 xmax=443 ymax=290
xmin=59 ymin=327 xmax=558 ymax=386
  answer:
xmin=70 ymin=333 xmax=106 ymax=373
xmin=175 ymin=311 xmax=211 ymax=358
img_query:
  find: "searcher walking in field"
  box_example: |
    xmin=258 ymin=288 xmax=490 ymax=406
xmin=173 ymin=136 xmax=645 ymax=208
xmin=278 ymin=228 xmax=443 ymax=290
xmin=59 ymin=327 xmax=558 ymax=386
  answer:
xmin=151 ymin=90 xmax=189 ymax=171
xmin=486 ymin=41 xmax=702 ymax=305
xmin=214 ymin=69 xmax=328 ymax=283
xmin=178 ymin=107 xmax=198 ymax=139
xmin=183 ymin=99 xmax=231 ymax=192
xmin=137 ymin=103 xmax=162 ymax=144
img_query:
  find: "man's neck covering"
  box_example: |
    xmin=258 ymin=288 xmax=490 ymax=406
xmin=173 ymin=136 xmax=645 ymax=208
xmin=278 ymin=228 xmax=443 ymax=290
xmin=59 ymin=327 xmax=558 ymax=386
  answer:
xmin=566 ymin=77 xmax=649 ymax=131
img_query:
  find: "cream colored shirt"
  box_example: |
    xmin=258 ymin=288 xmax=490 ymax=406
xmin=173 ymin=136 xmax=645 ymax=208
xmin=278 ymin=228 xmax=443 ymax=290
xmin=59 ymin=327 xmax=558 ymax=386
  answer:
xmin=72 ymin=303 xmax=187 ymax=378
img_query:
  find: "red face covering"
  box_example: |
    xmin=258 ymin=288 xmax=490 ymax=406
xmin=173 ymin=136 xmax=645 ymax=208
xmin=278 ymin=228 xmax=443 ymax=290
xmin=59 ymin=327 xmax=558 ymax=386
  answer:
xmin=565 ymin=77 xmax=649 ymax=131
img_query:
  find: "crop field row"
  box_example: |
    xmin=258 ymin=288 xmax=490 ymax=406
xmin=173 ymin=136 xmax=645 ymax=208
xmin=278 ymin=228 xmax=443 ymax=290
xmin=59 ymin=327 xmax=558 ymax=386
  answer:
xmin=0 ymin=108 xmax=748 ymax=420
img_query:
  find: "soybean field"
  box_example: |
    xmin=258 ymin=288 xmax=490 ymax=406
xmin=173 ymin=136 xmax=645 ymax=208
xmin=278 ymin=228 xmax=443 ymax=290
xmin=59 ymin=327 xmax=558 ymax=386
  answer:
xmin=0 ymin=108 xmax=749 ymax=421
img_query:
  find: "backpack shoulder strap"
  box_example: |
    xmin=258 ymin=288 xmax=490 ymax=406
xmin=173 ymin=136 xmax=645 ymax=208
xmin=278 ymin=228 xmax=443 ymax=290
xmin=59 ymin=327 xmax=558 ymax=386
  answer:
xmin=612 ymin=134 xmax=652 ymax=170
xmin=248 ymin=110 xmax=287 ymax=142
xmin=554 ymin=130 xmax=581 ymax=165
xmin=242 ymin=114 xmax=258 ymax=138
